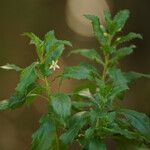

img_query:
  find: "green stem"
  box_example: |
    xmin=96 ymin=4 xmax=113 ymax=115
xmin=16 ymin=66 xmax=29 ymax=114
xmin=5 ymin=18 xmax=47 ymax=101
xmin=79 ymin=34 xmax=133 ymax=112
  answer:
xmin=101 ymin=35 xmax=112 ymax=81
xmin=96 ymin=118 xmax=100 ymax=128
xmin=96 ymin=36 xmax=112 ymax=128
xmin=28 ymin=94 xmax=49 ymax=100
xmin=101 ymin=53 xmax=109 ymax=81
xmin=55 ymin=129 xmax=60 ymax=150
xmin=43 ymin=77 xmax=60 ymax=150
xmin=44 ymin=77 xmax=51 ymax=99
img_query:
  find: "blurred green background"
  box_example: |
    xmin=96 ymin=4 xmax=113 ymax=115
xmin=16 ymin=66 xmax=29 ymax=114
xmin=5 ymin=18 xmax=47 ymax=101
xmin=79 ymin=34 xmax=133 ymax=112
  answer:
xmin=0 ymin=0 xmax=150 ymax=149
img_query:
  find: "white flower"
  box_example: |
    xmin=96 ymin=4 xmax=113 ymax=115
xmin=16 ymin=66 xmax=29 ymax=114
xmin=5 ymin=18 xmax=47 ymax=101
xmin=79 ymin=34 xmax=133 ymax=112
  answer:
xmin=49 ymin=60 xmax=60 ymax=71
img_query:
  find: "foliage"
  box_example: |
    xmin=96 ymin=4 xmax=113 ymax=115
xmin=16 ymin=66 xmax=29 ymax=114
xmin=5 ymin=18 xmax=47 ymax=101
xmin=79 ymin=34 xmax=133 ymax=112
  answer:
xmin=0 ymin=10 xmax=150 ymax=150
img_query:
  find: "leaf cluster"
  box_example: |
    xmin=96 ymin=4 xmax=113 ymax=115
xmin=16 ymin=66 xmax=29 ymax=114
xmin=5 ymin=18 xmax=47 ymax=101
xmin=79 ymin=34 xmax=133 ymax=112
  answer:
xmin=0 ymin=10 xmax=150 ymax=150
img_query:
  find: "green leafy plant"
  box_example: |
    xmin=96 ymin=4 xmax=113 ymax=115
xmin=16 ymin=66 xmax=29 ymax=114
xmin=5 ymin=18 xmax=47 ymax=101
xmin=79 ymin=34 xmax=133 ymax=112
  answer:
xmin=0 ymin=10 xmax=150 ymax=150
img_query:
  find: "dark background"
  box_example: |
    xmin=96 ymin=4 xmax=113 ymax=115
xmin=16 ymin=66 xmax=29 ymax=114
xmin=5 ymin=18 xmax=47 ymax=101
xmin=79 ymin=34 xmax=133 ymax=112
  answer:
xmin=0 ymin=0 xmax=150 ymax=149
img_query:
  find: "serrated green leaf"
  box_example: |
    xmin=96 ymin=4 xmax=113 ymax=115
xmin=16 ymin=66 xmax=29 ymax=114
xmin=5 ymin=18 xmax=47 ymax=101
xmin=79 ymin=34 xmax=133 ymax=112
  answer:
xmin=113 ymin=9 xmax=130 ymax=34
xmin=119 ymin=109 xmax=150 ymax=140
xmin=84 ymin=14 xmax=106 ymax=45
xmin=109 ymin=70 xmax=150 ymax=100
xmin=107 ymin=68 xmax=129 ymax=102
xmin=45 ymin=41 xmax=64 ymax=65
xmin=8 ymin=91 xmax=26 ymax=109
xmin=114 ymin=32 xmax=142 ymax=46
xmin=51 ymin=93 xmax=71 ymax=118
xmin=0 ymin=84 xmax=40 ymax=110
xmin=23 ymin=32 xmax=44 ymax=60
xmin=0 ymin=84 xmax=41 ymax=111
xmin=108 ymin=86 xmax=125 ymax=102
xmin=16 ymin=62 xmax=38 ymax=92
xmin=9 ymin=83 xmax=39 ymax=109
xmin=104 ymin=10 xmax=112 ymax=31
xmin=62 ymin=62 xmax=99 ymax=80
xmin=108 ymin=68 xmax=129 ymax=92
xmin=44 ymin=31 xmax=72 ymax=53
xmin=44 ymin=31 xmax=56 ymax=52
xmin=88 ymin=139 xmax=106 ymax=150
xmin=108 ymin=70 xmax=150 ymax=102
xmin=60 ymin=111 xmax=88 ymax=144
xmin=44 ymin=31 xmax=71 ymax=67
xmin=124 ymin=71 xmax=150 ymax=83
xmin=69 ymin=49 xmax=103 ymax=65
xmin=110 ymin=45 xmax=136 ymax=64
xmin=0 ymin=63 xmax=22 ymax=71
xmin=31 ymin=115 xmax=56 ymax=150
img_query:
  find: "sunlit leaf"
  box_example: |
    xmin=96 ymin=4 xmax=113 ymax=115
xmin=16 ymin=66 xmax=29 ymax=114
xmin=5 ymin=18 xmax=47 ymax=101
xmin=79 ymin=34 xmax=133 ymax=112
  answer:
xmin=77 ymin=88 xmax=94 ymax=100
xmin=0 ymin=63 xmax=22 ymax=71
xmin=0 ymin=100 xmax=9 ymax=111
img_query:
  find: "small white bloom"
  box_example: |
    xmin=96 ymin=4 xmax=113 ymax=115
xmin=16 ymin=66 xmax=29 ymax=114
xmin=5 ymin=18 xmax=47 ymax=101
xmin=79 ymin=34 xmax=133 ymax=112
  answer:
xmin=49 ymin=60 xmax=60 ymax=71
